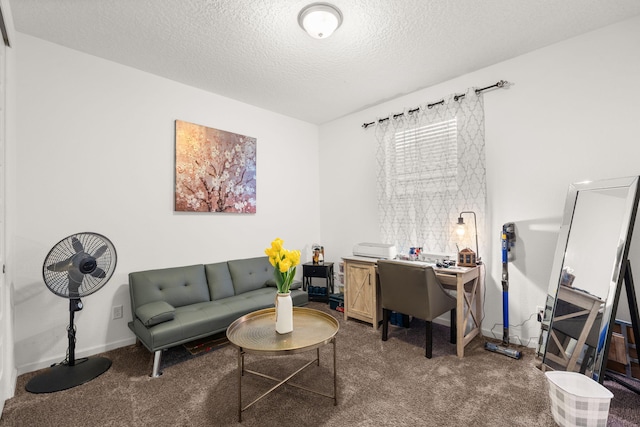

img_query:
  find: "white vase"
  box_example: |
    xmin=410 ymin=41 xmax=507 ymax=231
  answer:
xmin=275 ymin=292 xmax=293 ymax=334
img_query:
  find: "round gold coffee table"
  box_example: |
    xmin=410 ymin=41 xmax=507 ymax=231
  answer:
xmin=227 ymin=307 xmax=339 ymax=422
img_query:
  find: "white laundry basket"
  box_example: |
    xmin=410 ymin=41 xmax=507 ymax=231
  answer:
xmin=545 ymin=371 xmax=614 ymax=427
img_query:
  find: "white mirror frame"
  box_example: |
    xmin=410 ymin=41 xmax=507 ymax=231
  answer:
xmin=541 ymin=175 xmax=640 ymax=382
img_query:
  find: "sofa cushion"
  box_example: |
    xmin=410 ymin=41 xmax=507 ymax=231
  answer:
xmin=129 ymin=264 xmax=210 ymax=309
xmin=222 ymin=287 xmax=309 ymax=312
xmin=265 ymin=278 xmax=303 ymax=290
xmin=228 ymin=256 xmax=273 ymax=294
xmin=204 ymin=262 xmax=235 ymax=300
xmin=136 ymin=301 xmax=176 ymax=326
xmin=127 ymin=287 xmax=309 ymax=352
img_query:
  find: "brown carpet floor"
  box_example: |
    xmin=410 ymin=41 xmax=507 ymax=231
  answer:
xmin=1 ymin=302 xmax=639 ymax=426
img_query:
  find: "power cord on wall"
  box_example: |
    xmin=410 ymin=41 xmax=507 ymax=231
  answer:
xmin=488 ymin=312 xmax=538 ymax=348
xmin=478 ymin=264 xmax=539 ymax=349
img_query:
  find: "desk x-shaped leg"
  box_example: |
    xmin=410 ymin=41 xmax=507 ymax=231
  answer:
xmin=461 ymin=278 xmax=480 ymax=337
xmin=436 ymin=266 xmax=482 ymax=358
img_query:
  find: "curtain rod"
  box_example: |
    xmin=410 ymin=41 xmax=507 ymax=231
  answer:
xmin=361 ymin=79 xmax=510 ymax=129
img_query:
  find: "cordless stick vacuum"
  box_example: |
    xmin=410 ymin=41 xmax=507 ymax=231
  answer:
xmin=484 ymin=222 xmax=522 ymax=359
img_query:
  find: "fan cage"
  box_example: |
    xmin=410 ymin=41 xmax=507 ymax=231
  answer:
xmin=42 ymin=232 xmax=117 ymax=298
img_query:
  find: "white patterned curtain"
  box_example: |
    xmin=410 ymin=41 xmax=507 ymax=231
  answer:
xmin=374 ymin=89 xmax=486 ymax=259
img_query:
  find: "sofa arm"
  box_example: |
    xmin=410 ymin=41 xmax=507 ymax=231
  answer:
xmin=136 ymin=301 xmax=176 ymax=326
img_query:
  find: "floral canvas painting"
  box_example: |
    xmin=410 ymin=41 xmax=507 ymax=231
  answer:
xmin=175 ymin=120 xmax=256 ymax=213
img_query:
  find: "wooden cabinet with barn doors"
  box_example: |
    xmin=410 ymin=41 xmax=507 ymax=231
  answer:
xmin=343 ymin=257 xmax=381 ymax=328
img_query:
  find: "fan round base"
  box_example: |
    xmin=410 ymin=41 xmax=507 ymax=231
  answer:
xmin=25 ymin=356 xmax=112 ymax=394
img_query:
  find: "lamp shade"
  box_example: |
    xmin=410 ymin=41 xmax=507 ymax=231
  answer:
xmin=456 ymin=217 xmax=466 ymax=236
xmin=298 ymin=3 xmax=343 ymax=39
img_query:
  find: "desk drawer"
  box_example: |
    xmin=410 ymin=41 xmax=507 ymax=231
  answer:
xmin=435 ymin=273 xmax=456 ymax=287
xmin=304 ymin=265 xmax=330 ymax=277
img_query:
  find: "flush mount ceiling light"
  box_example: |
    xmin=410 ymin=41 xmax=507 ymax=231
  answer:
xmin=298 ymin=3 xmax=343 ymax=39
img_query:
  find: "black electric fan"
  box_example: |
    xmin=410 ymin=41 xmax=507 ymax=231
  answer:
xmin=25 ymin=232 xmax=117 ymax=394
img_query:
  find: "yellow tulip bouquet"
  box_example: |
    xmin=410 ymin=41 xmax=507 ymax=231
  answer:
xmin=265 ymin=238 xmax=301 ymax=294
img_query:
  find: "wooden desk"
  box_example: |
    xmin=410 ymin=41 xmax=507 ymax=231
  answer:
xmin=342 ymin=256 xmax=482 ymax=358
xmin=542 ymin=285 xmax=604 ymax=373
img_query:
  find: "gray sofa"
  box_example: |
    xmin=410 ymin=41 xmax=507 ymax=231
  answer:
xmin=128 ymin=256 xmax=308 ymax=376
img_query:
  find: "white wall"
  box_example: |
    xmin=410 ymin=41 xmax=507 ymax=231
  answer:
xmin=9 ymin=13 xmax=640 ymax=379
xmin=11 ymin=33 xmax=321 ymax=373
xmin=319 ymin=15 xmax=640 ymax=347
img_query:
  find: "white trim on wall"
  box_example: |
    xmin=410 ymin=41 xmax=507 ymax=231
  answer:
xmin=0 ymin=0 xmax=16 ymax=411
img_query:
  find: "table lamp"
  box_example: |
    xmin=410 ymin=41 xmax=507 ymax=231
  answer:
xmin=456 ymin=211 xmax=480 ymax=264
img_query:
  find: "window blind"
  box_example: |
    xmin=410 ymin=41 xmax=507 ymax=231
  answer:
xmin=393 ymin=118 xmax=458 ymax=193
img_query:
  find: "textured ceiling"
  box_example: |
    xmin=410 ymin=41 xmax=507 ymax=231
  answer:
xmin=9 ymin=0 xmax=640 ymax=124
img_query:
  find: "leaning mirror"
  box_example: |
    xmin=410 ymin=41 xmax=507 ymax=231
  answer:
xmin=540 ymin=175 xmax=639 ymax=382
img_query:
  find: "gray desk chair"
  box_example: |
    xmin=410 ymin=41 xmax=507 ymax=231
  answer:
xmin=378 ymin=260 xmax=457 ymax=358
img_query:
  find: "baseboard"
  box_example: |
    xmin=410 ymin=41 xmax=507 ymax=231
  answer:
xmin=434 ymin=317 xmax=538 ymax=348
xmin=480 ymin=325 xmax=538 ymax=349
xmin=17 ymin=337 xmax=137 ymax=376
